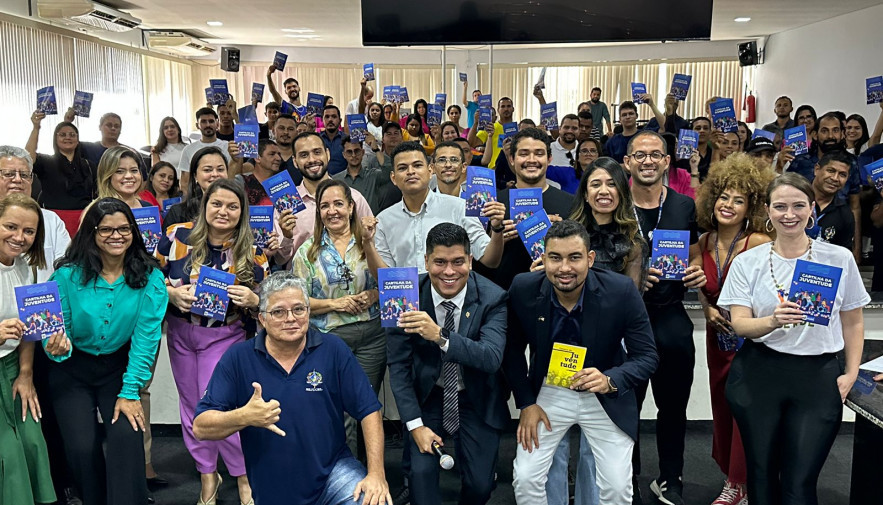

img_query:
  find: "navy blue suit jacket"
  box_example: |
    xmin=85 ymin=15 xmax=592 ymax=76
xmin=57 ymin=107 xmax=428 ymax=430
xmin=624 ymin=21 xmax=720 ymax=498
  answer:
xmin=387 ymin=271 xmax=510 ymax=431
xmin=502 ymin=269 xmax=658 ymax=440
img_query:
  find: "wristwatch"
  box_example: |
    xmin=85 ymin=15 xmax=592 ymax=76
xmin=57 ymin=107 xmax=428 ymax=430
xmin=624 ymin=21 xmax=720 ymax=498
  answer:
xmin=490 ymin=223 xmax=505 ymax=233
xmin=437 ymin=327 xmax=450 ymax=348
xmin=606 ymin=376 xmax=618 ymax=393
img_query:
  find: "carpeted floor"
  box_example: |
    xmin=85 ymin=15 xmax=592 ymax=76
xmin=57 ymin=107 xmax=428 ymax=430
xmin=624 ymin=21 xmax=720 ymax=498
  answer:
xmin=145 ymin=421 xmax=852 ymax=504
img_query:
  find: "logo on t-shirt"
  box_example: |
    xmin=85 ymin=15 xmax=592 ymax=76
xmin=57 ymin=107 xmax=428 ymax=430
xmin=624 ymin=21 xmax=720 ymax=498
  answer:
xmin=306 ymin=370 xmax=324 ymax=392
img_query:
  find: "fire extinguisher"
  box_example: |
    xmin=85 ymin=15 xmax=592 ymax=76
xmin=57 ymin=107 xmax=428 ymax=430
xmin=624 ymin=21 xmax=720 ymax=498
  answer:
xmin=743 ymin=87 xmax=756 ymax=123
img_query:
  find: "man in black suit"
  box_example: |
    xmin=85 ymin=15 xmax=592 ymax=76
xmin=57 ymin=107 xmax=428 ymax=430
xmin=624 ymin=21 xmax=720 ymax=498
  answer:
xmin=387 ymin=222 xmax=509 ymax=505
xmin=504 ymin=220 xmax=658 ymax=505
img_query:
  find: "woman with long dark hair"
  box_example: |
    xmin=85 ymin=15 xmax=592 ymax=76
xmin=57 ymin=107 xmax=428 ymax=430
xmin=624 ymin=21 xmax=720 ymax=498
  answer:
xmin=48 ymin=197 xmax=167 ymax=505
xmin=150 ymin=116 xmax=188 ymax=167
xmin=845 ymin=114 xmax=870 ymax=156
xmin=365 ymin=102 xmax=385 ymax=140
xmin=164 ymin=146 xmax=228 ymax=228
xmin=142 ymin=161 xmax=182 ymax=208
xmin=795 ymin=105 xmax=818 ymax=145
xmin=403 ymin=114 xmax=435 ymax=155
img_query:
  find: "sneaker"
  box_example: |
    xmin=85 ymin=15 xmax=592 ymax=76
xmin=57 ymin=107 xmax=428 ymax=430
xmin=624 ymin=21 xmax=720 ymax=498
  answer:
xmin=649 ymin=477 xmax=684 ymax=505
xmin=711 ymin=480 xmax=747 ymax=505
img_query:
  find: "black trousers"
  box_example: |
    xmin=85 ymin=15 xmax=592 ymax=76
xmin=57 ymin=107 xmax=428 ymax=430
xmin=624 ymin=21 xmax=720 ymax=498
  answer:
xmin=47 ymin=345 xmax=148 ymax=505
xmin=634 ymin=302 xmax=694 ymax=481
xmin=409 ymin=387 xmax=501 ymax=505
xmin=726 ymin=340 xmax=842 ymax=505
xmin=33 ymin=346 xmax=77 ymax=497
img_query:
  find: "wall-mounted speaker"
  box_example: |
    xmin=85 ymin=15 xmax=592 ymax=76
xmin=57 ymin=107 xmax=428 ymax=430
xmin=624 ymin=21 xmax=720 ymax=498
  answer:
xmin=738 ymin=41 xmax=759 ymax=67
xmin=221 ymin=46 xmax=240 ymax=72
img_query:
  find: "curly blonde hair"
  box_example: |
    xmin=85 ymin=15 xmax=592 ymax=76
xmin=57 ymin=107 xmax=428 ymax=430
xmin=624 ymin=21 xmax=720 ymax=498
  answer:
xmin=695 ymin=152 xmax=775 ymax=233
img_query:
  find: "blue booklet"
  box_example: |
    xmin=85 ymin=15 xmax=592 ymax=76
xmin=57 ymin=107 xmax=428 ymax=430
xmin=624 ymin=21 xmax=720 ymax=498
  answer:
xmin=261 ymin=170 xmax=307 ymax=214
xmin=788 ymin=260 xmax=842 ymax=326
xmin=209 ymin=79 xmax=229 ymax=105
xmin=463 ymin=166 xmax=496 ymax=217
xmin=378 ymin=267 xmax=419 ymax=328
xmin=162 ymin=196 xmax=181 ymax=217
xmin=670 ymin=74 xmax=692 ymax=100
xmin=710 ymin=98 xmax=738 ymax=133
xmin=73 ymin=90 xmax=93 ymax=118
xmin=306 ymin=92 xmax=325 ymax=117
xmin=631 ymin=82 xmax=647 ymax=104
xmin=459 ymin=72 xmax=468 ymax=82
xmin=864 ymin=157 xmax=883 ymax=190
xmin=509 ymin=187 xmax=543 ymax=225
xmin=347 ymin=114 xmax=368 ymax=142
xmin=427 ymin=104 xmax=443 ymax=128
xmin=867 ymin=76 xmax=883 ymax=104
xmin=540 ymin=102 xmax=558 ymax=130
xmin=36 ymin=86 xmax=57 ymax=115
xmin=478 ymin=94 xmax=492 ymax=108
xmin=235 ymin=124 xmax=260 ymax=158
xmin=363 ymin=63 xmax=375 ymax=81
xmin=15 ymin=281 xmax=64 ymax=342
xmin=192 ymin=267 xmax=236 ymax=321
xmin=752 ymin=129 xmax=776 ymax=141
xmin=651 ymin=229 xmax=690 ymax=280
xmin=434 ymin=93 xmax=447 ymax=108
xmin=399 ymin=86 xmax=410 ymax=103
xmin=501 ymin=121 xmax=518 ymax=142
xmin=516 ymin=209 xmax=552 ymax=261
xmin=251 ymin=82 xmax=265 ymax=103
xmin=249 ymin=205 xmax=274 ymax=249
xmin=238 ymin=105 xmax=258 ymax=125
xmin=273 ymin=51 xmax=288 ymax=71
xmin=382 ymin=85 xmax=400 ymax=103
xmin=853 ymin=370 xmax=878 ymax=395
xmin=133 ymin=206 xmax=162 ymax=254
xmin=204 ymin=87 xmax=213 ymax=104
xmin=478 ymin=107 xmax=494 ymax=130
xmin=784 ymin=125 xmax=809 ymax=156
xmin=676 ymin=129 xmax=699 ymax=160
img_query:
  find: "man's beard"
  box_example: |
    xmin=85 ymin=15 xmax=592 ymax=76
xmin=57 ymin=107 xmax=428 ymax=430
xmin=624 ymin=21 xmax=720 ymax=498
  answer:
xmin=591 ymin=98 xmax=599 ymax=103
xmin=300 ymin=163 xmax=328 ymax=181
xmin=819 ymin=139 xmax=846 ymax=154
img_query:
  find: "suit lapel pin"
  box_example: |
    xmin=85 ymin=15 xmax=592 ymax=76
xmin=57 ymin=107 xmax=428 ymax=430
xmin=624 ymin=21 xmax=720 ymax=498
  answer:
xmin=465 ymin=311 xmax=470 ymax=318
xmin=538 ymin=316 xmax=545 ymax=322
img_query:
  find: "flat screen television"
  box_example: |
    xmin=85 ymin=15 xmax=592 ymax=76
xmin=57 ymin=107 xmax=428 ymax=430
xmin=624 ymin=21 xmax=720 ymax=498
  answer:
xmin=361 ymin=0 xmax=713 ymax=46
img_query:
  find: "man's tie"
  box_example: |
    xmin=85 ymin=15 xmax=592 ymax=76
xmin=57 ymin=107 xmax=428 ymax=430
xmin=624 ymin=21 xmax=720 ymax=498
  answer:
xmin=441 ymin=301 xmax=460 ymax=436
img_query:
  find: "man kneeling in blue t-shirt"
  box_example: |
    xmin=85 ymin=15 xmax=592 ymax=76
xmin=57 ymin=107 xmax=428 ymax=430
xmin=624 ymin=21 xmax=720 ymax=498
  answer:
xmin=194 ymin=272 xmax=391 ymax=505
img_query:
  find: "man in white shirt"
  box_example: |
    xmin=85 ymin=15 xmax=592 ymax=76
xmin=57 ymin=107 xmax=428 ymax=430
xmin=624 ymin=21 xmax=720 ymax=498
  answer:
xmin=178 ymin=107 xmax=232 ymax=193
xmin=550 ymin=114 xmax=579 ymax=168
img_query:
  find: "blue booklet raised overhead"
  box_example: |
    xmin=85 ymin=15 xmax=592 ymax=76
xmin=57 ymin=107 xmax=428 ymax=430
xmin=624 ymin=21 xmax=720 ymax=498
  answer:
xmin=516 ymin=209 xmax=552 ymax=261
xmin=752 ymin=129 xmax=776 ymax=141
xmin=235 ymin=124 xmax=260 ymax=158
xmin=192 ymin=267 xmax=236 ymax=321
xmin=509 ymin=187 xmax=543 ymax=225
xmin=378 ymin=267 xmax=419 ymax=328
xmin=478 ymin=94 xmax=492 ymax=108
xmin=261 ymin=170 xmax=307 ymax=215
xmin=434 ymin=93 xmax=447 ymax=108
xmin=36 ymin=86 xmax=57 ymax=115
xmin=651 ymin=229 xmax=690 ymax=280
xmin=501 ymin=121 xmax=518 ymax=143
xmin=204 ymin=87 xmax=213 ymax=104
xmin=162 ymin=196 xmax=181 ymax=217
xmin=459 ymin=72 xmax=468 ymax=82
xmin=249 ymin=205 xmax=274 ymax=249
xmin=540 ymin=102 xmax=558 ymax=130
xmin=238 ymin=105 xmax=259 ymax=125
xmin=676 ymin=129 xmax=699 ymax=160
xmin=251 ymin=83 xmax=265 ymax=103
xmin=788 ymin=260 xmax=842 ymax=326
xmin=867 ymin=76 xmax=883 ymax=104
xmin=347 ymin=114 xmax=368 ymax=142
xmin=363 ymin=63 xmax=375 ymax=81
xmin=464 ymin=166 xmax=496 ymax=217
xmin=15 ymin=281 xmax=64 ymax=342
xmin=273 ymin=51 xmax=288 ymax=71
xmin=631 ymin=82 xmax=647 ymax=104
xmin=784 ymin=125 xmax=809 ymax=156
xmin=865 ymin=157 xmax=883 ymax=190
xmin=399 ymin=87 xmax=410 ymax=103
xmin=710 ymin=98 xmax=738 ymax=133
xmin=132 ymin=206 xmax=162 ymax=254
xmin=209 ymin=79 xmax=229 ymax=105
xmin=427 ymin=104 xmax=443 ymax=128
xmin=382 ymin=85 xmax=400 ymax=103
xmin=670 ymin=74 xmax=692 ymax=100
xmin=73 ymin=90 xmax=93 ymax=118
xmin=306 ymin=92 xmax=325 ymax=117
xmin=478 ymin=107 xmax=493 ymax=130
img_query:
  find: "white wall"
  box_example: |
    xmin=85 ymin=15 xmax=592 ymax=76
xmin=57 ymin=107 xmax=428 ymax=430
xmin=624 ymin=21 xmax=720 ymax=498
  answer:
xmin=754 ymin=2 xmax=883 ymax=126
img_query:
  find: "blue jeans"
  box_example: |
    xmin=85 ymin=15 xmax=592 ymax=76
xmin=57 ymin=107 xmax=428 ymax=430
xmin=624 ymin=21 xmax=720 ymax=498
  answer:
xmin=545 ymin=426 xmax=600 ymax=505
xmin=317 ymin=456 xmax=368 ymax=505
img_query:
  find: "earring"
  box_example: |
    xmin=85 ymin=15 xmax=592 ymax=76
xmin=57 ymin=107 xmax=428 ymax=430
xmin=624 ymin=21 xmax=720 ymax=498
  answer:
xmin=765 ymin=218 xmax=774 ymax=233
xmin=806 ymin=216 xmax=815 ymax=230
xmin=743 ymin=218 xmax=750 ymax=232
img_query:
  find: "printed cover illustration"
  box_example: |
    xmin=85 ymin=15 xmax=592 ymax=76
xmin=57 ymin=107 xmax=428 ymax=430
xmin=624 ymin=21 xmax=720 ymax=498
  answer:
xmin=306 ymin=92 xmax=325 ymax=117
xmin=15 ymin=281 xmax=64 ymax=342
xmin=783 ymin=125 xmax=808 ymax=156
xmin=867 ymin=76 xmax=882 ymax=104
xmin=261 ymin=170 xmax=307 ymax=215
xmin=273 ymin=51 xmax=288 ymax=71
xmin=676 ymin=129 xmax=699 ymax=160
xmin=209 ymin=79 xmax=229 ymax=105
xmin=631 ymin=82 xmax=647 ymax=104
xmin=73 ymin=90 xmax=93 ymax=118
xmin=463 ymin=166 xmax=497 ymax=217
xmin=710 ymin=98 xmax=738 ymax=133
xmin=347 ymin=114 xmax=368 ymax=142
xmin=787 ymin=259 xmax=842 ymax=326
xmin=427 ymin=104 xmax=443 ymax=128
xmin=509 ymin=187 xmax=543 ymax=225
xmin=378 ymin=267 xmax=419 ymax=328
xmin=249 ymin=205 xmax=274 ymax=249
xmin=540 ymin=102 xmax=558 ymax=130
xmin=37 ymin=86 xmax=57 ymax=115
xmin=545 ymin=343 xmax=588 ymax=388
xmin=516 ymin=209 xmax=552 ymax=261
xmin=651 ymin=229 xmax=690 ymax=280
xmin=132 ymin=206 xmax=162 ymax=254
xmin=670 ymin=74 xmax=692 ymax=100
xmin=363 ymin=63 xmax=375 ymax=81
xmin=251 ymin=83 xmax=265 ymax=103
xmin=235 ymin=124 xmax=260 ymax=158
xmin=192 ymin=266 xmax=236 ymax=321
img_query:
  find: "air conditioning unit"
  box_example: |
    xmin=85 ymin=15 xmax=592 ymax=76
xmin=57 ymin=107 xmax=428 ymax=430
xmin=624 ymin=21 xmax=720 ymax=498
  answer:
xmin=37 ymin=0 xmax=141 ymax=32
xmin=146 ymin=31 xmax=216 ymax=57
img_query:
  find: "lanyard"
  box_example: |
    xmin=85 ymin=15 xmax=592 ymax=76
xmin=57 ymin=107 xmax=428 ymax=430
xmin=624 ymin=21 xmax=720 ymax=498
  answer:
xmin=714 ymin=229 xmax=743 ymax=286
xmin=634 ymin=189 xmax=665 ymax=242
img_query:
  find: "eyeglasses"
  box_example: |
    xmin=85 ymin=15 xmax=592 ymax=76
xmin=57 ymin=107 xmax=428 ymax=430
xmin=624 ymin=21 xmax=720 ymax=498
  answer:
xmin=629 ymin=151 xmax=666 ymax=162
xmin=95 ymin=225 xmax=133 ymax=237
xmin=56 ymin=132 xmax=78 ymax=139
xmin=578 ymin=148 xmax=599 ymax=156
xmin=264 ymin=306 xmax=308 ymax=321
xmin=0 ymin=170 xmax=34 ymax=180
xmin=434 ymin=157 xmax=461 ymax=166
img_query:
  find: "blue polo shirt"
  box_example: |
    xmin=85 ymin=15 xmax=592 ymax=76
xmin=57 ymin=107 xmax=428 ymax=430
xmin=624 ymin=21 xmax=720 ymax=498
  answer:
xmin=321 ymin=130 xmax=347 ymax=175
xmin=195 ymin=329 xmax=381 ymax=505
xmin=788 ymin=150 xmax=861 ymax=199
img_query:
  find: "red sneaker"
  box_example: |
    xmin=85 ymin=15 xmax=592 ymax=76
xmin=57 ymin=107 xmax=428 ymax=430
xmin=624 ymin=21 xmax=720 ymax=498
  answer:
xmin=711 ymin=480 xmax=747 ymax=505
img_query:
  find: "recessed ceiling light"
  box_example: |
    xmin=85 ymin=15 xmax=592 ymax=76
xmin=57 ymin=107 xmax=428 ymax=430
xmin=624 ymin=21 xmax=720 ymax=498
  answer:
xmin=282 ymin=28 xmax=314 ymax=33
xmin=206 ymin=21 xmax=223 ymax=26
xmin=284 ymin=34 xmax=320 ymax=39
xmin=734 ymin=17 xmax=751 ymax=23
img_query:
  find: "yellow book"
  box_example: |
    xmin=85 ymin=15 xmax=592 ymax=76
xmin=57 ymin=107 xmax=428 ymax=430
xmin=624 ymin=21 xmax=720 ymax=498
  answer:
xmin=545 ymin=343 xmax=588 ymax=388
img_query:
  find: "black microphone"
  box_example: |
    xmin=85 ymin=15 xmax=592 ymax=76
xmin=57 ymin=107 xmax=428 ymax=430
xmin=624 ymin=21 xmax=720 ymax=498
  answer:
xmin=431 ymin=441 xmax=455 ymax=470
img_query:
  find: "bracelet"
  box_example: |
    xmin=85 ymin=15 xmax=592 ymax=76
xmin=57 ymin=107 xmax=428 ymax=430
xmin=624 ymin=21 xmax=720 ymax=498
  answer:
xmin=490 ymin=223 xmax=505 ymax=233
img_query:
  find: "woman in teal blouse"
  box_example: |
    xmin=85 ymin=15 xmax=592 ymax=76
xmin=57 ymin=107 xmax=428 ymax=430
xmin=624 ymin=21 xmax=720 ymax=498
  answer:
xmin=47 ymin=197 xmax=168 ymax=505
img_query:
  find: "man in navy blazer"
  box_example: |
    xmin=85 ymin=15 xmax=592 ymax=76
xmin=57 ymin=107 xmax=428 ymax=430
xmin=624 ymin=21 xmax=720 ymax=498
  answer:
xmin=387 ymin=223 xmax=509 ymax=505
xmin=504 ymin=220 xmax=658 ymax=505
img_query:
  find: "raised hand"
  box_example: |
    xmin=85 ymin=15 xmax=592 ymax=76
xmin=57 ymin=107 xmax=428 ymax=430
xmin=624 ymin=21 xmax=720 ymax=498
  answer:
xmin=243 ymin=382 xmax=285 ymax=436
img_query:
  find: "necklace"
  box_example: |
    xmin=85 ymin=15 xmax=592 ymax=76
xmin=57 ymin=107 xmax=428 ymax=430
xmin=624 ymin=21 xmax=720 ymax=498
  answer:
xmin=768 ymin=237 xmax=813 ymax=302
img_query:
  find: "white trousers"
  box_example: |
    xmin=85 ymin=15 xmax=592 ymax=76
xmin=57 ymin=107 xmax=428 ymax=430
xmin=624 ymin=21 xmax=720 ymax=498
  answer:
xmin=513 ymin=384 xmax=634 ymax=505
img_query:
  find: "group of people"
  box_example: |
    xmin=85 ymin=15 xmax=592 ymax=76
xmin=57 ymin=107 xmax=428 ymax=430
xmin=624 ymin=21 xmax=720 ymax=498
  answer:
xmin=1 ymin=65 xmax=880 ymax=505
